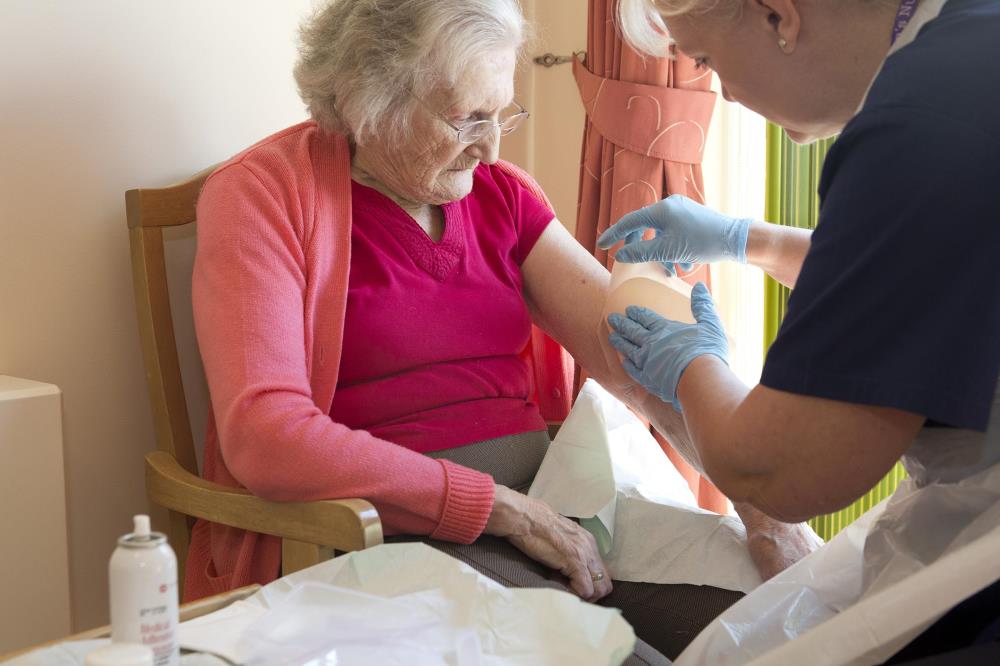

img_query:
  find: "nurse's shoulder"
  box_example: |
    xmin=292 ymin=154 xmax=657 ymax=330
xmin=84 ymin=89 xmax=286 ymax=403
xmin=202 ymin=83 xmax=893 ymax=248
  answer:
xmin=868 ymin=0 xmax=1000 ymax=143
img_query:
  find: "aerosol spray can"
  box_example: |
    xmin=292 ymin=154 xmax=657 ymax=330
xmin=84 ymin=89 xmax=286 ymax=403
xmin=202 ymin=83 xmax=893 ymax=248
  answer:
xmin=109 ymin=515 xmax=180 ymax=666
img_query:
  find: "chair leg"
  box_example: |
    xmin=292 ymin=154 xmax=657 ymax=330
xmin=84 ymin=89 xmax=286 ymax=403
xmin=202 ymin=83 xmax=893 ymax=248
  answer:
xmin=281 ymin=539 xmax=335 ymax=576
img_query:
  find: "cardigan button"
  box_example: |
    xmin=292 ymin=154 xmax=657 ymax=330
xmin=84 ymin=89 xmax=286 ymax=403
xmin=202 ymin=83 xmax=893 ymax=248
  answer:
xmin=551 ymin=388 xmax=562 ymax=398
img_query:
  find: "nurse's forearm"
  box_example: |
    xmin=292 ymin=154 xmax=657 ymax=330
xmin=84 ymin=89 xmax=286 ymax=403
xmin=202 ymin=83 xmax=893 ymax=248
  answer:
xmin=675 ymin=355 xmax=923 ymax=522
xmin=636 ymin=359 xmax=795 ymax=513
xmin=677 ymin=355 xmax=847 ymax=521
xmin=746 ymin=221 xmax=811 ymax=289
xmin=635 ymin=388 xmax=822 ymax=580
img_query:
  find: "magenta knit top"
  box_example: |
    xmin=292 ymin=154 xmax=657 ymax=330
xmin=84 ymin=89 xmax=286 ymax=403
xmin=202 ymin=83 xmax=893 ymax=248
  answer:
xmin=184 ymin=122 xmax=571 ymax=600
xmin=332 ymin=171 xmax=553 ymax=451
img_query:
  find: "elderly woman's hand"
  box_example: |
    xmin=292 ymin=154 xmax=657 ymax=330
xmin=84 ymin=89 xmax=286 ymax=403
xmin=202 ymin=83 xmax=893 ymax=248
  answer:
xmin=735 ymin=502 xmax=824 ymax=581
xmin=485 ymin=485 xmax=612 ymax=602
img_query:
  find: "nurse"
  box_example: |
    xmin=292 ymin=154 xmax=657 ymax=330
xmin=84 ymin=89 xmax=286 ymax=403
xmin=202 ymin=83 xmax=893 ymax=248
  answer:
xmin=603 ymin=0 xmax=1000 ymax=658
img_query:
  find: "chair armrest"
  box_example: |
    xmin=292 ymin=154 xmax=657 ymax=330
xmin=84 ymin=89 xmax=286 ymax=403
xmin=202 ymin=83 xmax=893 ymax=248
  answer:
xmin=145 ymin=451 xmax=383 ymax=551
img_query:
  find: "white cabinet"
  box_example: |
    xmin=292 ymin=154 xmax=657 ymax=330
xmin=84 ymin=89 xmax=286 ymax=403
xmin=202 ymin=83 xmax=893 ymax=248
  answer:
xmin=0 ymin=376 xmax=72 ymax=653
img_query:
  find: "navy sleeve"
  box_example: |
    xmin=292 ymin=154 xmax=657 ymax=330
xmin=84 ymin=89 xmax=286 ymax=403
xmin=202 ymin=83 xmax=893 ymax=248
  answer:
xmin=760 ymin=108 xmax=1000 ymax=431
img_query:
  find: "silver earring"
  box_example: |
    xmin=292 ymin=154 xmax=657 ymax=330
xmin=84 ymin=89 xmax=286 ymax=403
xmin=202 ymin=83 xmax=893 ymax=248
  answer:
xmin=778 ymin=38 xmax=788 ymax=49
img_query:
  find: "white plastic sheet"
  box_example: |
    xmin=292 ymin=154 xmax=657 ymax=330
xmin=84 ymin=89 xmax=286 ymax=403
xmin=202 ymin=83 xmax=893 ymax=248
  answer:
xmin=529 ymin=379 xmax=763 ymax=593
xmin=677 ymin=461 xmax=1000 ymax=665
xmin=178 ymin=542 xmax=636 ymax=665
xmin=240 ymin=583 xmax=482 ymax=665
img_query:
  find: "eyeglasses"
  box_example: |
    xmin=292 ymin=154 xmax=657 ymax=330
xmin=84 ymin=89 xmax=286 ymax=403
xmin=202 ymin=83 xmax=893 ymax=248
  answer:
xmin=414 ymin=96 xmax=530 ymax=144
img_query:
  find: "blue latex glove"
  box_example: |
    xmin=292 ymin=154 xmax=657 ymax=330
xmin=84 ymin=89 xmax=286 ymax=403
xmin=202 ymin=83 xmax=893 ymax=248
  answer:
xmin=597 ymin=194 xmax=752 ymax=275
xmin=607 ymin=282 xmax=729 ymax=411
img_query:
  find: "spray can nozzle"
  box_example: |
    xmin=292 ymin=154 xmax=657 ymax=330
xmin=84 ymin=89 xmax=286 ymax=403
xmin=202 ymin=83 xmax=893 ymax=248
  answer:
xmin=132 ymin=515 xmax=151 ymax=538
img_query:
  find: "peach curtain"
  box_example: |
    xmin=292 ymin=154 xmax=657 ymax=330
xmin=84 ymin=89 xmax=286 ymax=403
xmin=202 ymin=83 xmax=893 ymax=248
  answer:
xmin=574 ymin=0 xmax=727 ymax=513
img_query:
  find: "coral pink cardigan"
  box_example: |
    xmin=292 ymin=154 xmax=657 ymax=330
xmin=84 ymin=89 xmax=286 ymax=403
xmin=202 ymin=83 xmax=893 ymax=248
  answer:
xmin=186 ymin=121 xmax=571 ymax=600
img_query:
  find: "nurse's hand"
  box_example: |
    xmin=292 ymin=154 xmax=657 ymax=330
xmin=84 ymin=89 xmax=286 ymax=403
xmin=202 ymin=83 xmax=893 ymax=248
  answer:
xmin=597 ymin=195 xmax=751 ymax=275
xmin=608 ymin=282 xmax=729 ymax=411
xmin=486 ymin=484 xmax=612 ymax=602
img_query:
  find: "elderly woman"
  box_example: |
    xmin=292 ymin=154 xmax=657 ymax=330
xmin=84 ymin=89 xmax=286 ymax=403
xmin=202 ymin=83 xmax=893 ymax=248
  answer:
xmin=603 ymin=0 xmax=1000 ymax=660
xmin=189 ymin=0 xmax=811 ymax=660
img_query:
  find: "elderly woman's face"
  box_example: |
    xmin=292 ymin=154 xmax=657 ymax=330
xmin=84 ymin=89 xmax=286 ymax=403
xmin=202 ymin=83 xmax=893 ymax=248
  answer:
xmin=354 ymin=49 xmax=517 ymax=206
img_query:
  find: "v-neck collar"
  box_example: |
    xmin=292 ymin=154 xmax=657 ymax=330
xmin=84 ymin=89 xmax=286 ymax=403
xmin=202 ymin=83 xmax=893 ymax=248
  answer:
xmin=351 ymin=179 xmax=466 ymax=282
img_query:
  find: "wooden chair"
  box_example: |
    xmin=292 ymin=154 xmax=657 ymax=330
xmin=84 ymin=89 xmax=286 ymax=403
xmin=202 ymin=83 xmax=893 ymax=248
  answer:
xmin=125 ymin=168 xmax=383 ymax=593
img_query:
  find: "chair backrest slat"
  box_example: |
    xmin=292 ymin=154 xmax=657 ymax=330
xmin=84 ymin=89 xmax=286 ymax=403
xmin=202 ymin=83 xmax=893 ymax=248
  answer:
xmin=125 ymin=167 xmax=214 ymax=229
xmin=126 ymin=169 xmax=213 ymax=478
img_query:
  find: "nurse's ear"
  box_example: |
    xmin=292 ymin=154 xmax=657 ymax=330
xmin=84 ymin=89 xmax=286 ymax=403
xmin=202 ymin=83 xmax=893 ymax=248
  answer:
xmin=752 ymin=0 xmax=801 ymax=54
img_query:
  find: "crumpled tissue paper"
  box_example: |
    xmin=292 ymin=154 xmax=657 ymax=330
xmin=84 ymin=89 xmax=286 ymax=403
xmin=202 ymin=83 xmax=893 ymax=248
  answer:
xmin=529 ymin=379 xmax=762 ymax=593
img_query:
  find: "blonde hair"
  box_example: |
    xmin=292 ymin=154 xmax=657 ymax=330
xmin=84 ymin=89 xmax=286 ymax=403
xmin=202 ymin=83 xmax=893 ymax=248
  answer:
xmin=617 ymin=0 xmax=740 ymax=56
xmin=293 ymin=0 xmax=527 ymax=144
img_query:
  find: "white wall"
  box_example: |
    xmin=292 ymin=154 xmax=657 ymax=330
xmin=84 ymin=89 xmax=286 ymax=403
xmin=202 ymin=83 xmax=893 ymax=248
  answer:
xmin=0 ymin=0 xmax=317 ymax=633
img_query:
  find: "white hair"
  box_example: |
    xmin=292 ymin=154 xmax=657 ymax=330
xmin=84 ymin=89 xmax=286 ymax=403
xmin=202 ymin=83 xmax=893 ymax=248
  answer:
xmin=294 ymin=0 xmax=528 ymax=143
xmin=617 ymin=0 xmax=739 ymax=56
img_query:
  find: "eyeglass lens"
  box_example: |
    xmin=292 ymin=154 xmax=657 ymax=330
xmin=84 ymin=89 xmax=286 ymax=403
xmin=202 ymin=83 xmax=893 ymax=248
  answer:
xmin=459 ymin=110 xmax=527 ymax=143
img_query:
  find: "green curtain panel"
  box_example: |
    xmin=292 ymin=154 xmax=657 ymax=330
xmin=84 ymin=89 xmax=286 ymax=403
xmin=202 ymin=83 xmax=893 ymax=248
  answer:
xmin=763 ymin=123 xmax=906 ymax=541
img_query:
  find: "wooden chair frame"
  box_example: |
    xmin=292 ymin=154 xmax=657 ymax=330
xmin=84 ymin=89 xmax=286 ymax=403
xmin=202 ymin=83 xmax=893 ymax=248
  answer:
xmin=126 ymin=168 xmax=382 ymax=592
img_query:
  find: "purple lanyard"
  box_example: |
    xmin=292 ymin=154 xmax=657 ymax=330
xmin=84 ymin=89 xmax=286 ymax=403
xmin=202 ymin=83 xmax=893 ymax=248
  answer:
xmin=892 ymin=0 xmax=922 ymax=44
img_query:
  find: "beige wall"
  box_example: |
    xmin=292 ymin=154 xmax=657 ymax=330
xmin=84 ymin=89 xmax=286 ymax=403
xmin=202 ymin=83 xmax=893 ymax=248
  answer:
xmin=0 ymin=0 xmax=317 ymax=632
xmin=502 ymin=0 xmax=588 ymax=231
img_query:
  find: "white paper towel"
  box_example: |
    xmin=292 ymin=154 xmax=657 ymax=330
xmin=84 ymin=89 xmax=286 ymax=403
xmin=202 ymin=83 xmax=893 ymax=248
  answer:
xmin=529 ymin=380 xmax=762 ymax=593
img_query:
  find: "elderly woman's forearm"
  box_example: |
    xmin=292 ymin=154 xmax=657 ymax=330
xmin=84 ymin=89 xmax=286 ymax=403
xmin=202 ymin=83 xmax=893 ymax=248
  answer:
xmin=633 ymin=391 xmax=706 ymax=473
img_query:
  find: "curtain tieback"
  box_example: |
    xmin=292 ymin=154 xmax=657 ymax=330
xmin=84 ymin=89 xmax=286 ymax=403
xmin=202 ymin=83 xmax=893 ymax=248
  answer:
xmin=573 ymin=59 xmax=716 ymax=164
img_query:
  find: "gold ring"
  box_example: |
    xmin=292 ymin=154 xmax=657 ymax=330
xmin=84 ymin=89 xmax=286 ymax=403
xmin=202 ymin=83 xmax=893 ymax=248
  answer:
xmin=591 ymin=571 xmax=605 ymax=582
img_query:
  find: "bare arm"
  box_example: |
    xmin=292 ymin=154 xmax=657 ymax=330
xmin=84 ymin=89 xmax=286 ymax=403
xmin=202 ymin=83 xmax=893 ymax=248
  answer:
xmin=518 ymin=220 xmax=710 ymax=474
xmin=520 ymin=219 xmax=644 ymax=403
xmin=522 ymin=221 xmax=823 ymax=576
xmin=746 ymin=221 xmax=813 ymax=289
xmin=628 ymin=383 xmax=822 ymax=578
xmin=677 ymin=356 xmax=925 ymax=522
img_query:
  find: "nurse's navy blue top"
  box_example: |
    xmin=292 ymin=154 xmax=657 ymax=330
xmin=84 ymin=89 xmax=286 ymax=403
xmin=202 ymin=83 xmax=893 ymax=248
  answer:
xmin=760 ymin=0 xmax=1000 ymax=432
